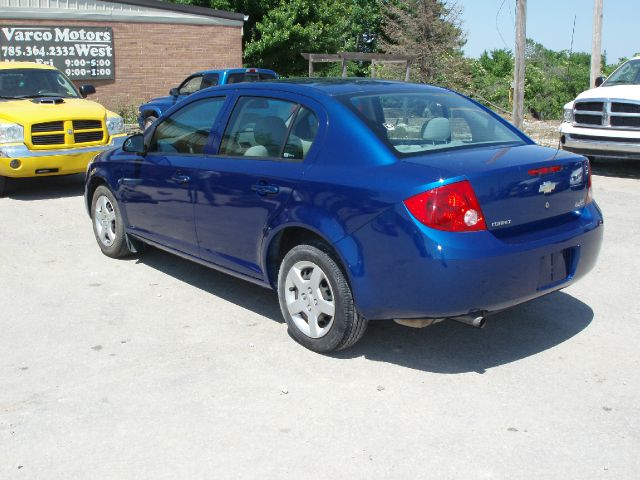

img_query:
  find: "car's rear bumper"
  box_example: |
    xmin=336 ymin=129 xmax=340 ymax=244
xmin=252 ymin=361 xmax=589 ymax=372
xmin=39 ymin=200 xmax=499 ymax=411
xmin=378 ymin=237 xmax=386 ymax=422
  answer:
xmin=336 ymin=202 xmax=604 ymax=320
xmin=560 ymin=122 xmax=640 ymax=160
xmin=0 ymin=135 xmax=126 ymax=177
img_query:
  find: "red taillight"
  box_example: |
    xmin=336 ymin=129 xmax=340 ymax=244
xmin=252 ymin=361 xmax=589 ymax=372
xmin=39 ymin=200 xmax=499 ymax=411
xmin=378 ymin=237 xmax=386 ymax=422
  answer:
xmin=404 ymin=180 xmax=487 ymax=232
xmin=585 ymin=160 xmax=593 ymax=204
xmin=528 ymin=165 xmax=562 ymax=175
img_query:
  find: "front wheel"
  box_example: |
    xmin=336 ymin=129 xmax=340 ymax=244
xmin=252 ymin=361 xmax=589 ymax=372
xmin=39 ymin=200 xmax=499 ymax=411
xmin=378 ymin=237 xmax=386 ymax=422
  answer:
xmin=277 ymin=243 xmax=367 ymax=352
xmin=0 ymin=176 xmax=6 ymax=197
xmin=91 ymin=185 xmax=132 ymax=258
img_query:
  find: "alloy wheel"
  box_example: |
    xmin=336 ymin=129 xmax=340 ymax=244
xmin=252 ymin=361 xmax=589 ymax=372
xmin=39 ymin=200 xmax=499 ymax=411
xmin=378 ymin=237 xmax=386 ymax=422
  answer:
xmin=94 ymin=195 xmax=117 ymax=247
xmin=284 ymin=260 xmax=336 ymax=338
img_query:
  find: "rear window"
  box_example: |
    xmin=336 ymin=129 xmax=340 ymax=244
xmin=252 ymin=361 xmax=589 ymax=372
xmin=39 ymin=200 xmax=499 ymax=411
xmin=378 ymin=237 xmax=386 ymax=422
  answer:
xmin=226 ymin=72 xmax=276 ymax=84
xmin=342 ymin=91 xmax=524 ymax=156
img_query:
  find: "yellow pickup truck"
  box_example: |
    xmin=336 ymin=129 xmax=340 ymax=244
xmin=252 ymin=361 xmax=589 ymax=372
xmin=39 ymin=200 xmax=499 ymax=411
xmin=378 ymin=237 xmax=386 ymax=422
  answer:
xmin=0 ymin=61 xmax=126 ymax=195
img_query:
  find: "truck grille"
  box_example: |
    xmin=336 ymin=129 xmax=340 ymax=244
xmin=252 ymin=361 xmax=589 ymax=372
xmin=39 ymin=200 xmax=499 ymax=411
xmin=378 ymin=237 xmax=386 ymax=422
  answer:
xmin=30 ymin=119 xmax=106 ymax=148
xmin=75 ymin=131 xmax=104 ymax=143
xmin=611 ymin=116 xmax=640 ymax=128
xmin=611 ymin=102 xmax=640 ymax=113
xmin=32 ymin=121 xmax=64 ymax=133
xmin=32 ymin=134 xmax=65 ymax=145
xmin=574 ymin=114 xmax=601 ymax=126
xmin=73 ymin=120 xmax=102 ymax=130
xmin=573 ymin=100 xmax=640 ymax=130
xmin=575 ymin=102 xmax=604 ymax=112
xmin=570 ymin=134 xmax=640 ymax=144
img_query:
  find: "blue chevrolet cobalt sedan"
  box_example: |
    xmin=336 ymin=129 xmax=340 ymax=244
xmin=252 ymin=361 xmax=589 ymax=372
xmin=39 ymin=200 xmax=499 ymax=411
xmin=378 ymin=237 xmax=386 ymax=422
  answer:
xmin=85 ymin=79 xmax=603 ymax=352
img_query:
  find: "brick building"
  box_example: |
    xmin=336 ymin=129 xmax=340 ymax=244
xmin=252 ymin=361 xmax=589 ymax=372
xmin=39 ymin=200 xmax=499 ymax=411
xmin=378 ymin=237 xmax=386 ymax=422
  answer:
xmin=0 ymin=0 xmax=244 ymax=112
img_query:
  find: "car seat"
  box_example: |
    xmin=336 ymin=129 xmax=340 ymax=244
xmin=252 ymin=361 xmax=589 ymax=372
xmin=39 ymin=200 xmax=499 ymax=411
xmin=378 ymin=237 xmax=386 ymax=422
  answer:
xmin=421 ymin=117 xmax=451 ymax=144
xmin=244 ymin=116 xmax=287 ymax=157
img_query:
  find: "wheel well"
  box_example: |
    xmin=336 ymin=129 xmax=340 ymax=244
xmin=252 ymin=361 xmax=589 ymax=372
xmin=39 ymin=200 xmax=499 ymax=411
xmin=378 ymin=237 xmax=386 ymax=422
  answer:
xmin=86 ymin=176 xmax=107 ymax=216
xmin=265 ymin=227 xmax=344 ymax=288
xmin=142 ymin=110 xmax=158 ymax=119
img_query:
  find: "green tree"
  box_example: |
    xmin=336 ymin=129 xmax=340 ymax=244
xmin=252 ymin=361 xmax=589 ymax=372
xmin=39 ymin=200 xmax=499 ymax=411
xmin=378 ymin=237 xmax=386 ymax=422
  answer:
xmin=378 ymin=0 xmax=470 ymax=90
xmin=169 ymin=0 xmax=380 ymax=76
xmin=245 ymin=0 xmax=381 ymax=76
xmin=469 ymin=49 xmax=513 ymax=113
xmin=170 ymin=1 xmax=278 ymax=51
xmin=469 ymin=40 xmax=626 ymax=120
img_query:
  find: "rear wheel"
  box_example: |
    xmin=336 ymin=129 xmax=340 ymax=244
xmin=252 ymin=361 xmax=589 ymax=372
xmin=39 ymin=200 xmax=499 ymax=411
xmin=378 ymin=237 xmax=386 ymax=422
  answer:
xmin=277 ymin=243 xmax=367 ymax=352
xmin=143 ymin=115 xmax=157 ymax=131
xmin=91 ymin=185 xmax=132 ymax=258
xmin=0 ymin=176 xmax=6 ymax=197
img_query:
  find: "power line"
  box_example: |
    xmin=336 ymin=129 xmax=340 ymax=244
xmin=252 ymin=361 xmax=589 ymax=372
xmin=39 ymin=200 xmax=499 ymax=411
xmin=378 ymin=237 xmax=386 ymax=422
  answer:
xmin=496 ymin=0 xmax=510 ymax=50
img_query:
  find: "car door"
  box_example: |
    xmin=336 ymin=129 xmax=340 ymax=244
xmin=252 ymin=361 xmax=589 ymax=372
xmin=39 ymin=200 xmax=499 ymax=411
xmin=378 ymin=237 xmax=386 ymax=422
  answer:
xmin=119 ymin=96 xmax=227 ymax=257
xmin=193 ymin=94 xmax=322 ymax=278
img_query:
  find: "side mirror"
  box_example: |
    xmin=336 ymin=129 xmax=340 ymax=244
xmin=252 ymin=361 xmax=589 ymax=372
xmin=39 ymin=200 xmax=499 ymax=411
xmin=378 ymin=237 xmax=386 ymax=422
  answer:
xmin=79 ymin=85 xmax=96 ymax=97
xmin=169 ymin=87 xmax=180 ymax=97
xmin=595 ymin=76 xmax=606 ymax=87
xmin=122 ymin=134 xmax=146 ymax=155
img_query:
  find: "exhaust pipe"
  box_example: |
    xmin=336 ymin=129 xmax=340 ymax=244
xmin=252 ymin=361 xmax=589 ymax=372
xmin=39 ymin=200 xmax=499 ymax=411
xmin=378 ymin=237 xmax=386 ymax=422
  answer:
xmin=451 ymin=314 xmax=486 ymax=329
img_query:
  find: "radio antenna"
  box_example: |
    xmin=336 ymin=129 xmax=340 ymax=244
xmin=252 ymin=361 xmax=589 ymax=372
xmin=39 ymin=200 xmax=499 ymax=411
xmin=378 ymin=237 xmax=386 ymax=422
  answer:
xmin=569 ymin=15 xmax=577 ymax=56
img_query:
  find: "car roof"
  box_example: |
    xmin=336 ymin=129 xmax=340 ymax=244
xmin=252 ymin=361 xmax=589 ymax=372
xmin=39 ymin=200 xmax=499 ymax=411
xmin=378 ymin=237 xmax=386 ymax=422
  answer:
xmin=210 ymin=78 xmax=446 ymax=97
xmin=194 ymin=67 xmax=277 ymax=75
xmin=0 ymin=61 xmax=56 ymax=71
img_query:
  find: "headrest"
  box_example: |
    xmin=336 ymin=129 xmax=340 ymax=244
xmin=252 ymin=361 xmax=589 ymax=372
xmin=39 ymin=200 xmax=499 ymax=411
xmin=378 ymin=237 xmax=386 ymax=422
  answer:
xmin=254 ymin=116 xmax=287 ymax=150
xmin=422 ymin=117 xmax=451 ymax=142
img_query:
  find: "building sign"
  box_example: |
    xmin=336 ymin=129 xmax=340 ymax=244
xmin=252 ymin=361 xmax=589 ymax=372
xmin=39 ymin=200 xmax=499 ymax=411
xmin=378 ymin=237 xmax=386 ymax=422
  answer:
xmin=0 ymin=26 xmax=115 ymax=80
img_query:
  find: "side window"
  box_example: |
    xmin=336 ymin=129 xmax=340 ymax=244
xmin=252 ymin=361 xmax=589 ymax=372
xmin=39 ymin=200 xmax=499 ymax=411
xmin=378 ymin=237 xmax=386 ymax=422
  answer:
xmin=148 ymin=97 xmax=225 ymax=154
xmin=178 ymin=75 xmax=203 ymax=95
xmin=201 ymin=73 xmax=219 ymax=89
xmin=283 ymin=107 xmax=319 ymax=160
xmin=218 ymin=96 xmax=298 ymax=158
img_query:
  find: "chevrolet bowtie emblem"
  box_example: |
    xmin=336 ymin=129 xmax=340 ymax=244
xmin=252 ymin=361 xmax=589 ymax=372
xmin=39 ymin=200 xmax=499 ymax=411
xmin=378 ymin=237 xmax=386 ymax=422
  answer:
xmin=539 ymin=181 xmax=557 ymax=194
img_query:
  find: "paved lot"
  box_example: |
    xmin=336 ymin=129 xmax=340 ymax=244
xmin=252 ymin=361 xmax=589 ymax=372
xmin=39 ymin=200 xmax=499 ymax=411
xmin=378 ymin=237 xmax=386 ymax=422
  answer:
xmin=1 ymin=160 xmax=639 ymax=479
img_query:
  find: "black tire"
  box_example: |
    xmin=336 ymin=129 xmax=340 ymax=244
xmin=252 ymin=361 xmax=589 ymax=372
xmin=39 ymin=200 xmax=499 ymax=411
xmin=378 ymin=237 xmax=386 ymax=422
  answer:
xmin=0 ymin=176 xmax=6 ymax=197
xmin=277 ymin=243 xmax=367 ymax=352
xmin=143 ymin=115 xmax=158 ymax=131
xmin=91 ymin=185 xmax=132 ymax=258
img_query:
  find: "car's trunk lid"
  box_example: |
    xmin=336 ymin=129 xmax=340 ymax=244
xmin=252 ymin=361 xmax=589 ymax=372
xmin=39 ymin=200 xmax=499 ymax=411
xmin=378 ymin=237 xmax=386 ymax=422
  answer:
xmin=403 ymin=144 xmax=590 ymax=231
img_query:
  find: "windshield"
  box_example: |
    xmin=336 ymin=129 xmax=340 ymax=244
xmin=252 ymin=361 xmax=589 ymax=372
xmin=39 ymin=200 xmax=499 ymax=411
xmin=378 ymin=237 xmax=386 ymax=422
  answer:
xmin=0 ymin=68 xmax=80 ymax=99
xmin=603 ymin=59 xmax=640 ymax=86
xmin=342 ymin=91 xmax=524 ymax=156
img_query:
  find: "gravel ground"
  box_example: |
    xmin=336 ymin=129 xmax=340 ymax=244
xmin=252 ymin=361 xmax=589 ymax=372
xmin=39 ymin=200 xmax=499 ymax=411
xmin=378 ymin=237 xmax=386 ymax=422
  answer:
xmin=522 ymin=119 xmax=561 ymax=147
xmin=1 ymin=157 xmax=639 ymax=479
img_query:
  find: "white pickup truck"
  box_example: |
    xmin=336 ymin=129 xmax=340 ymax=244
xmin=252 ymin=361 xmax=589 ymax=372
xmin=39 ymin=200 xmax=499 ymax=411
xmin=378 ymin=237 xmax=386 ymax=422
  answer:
xmin=560 ymin=56 xmax=640 ymax=160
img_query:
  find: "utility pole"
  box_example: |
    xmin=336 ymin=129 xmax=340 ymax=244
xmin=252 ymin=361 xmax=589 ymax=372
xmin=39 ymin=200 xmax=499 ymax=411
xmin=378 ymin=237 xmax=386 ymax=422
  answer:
xmin=590 ymin=0 xmax=604 ymax=88
xmin=512 ymin=0 xmax=526 ymax=129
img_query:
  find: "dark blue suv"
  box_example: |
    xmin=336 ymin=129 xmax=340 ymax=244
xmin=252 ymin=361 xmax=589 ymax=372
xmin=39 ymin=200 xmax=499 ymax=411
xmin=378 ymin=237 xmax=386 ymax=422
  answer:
xmin=137 ymin=68 xmax=277 ymax=130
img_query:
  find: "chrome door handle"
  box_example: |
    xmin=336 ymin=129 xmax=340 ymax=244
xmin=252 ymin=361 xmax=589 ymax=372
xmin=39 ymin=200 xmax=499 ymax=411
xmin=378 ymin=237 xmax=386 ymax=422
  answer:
xmin=172 ymin=174 xmax=191 ymax=184
xmin=120 ymin=178 xmax=142 ymax=186
xmin=251 ymin=183 xmax=280 ymax=195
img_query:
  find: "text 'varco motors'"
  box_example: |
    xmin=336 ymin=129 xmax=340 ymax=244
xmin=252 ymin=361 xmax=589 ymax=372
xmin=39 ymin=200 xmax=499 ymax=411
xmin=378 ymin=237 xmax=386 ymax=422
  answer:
xmin=0 ymin=26 xmax=114 ymax=80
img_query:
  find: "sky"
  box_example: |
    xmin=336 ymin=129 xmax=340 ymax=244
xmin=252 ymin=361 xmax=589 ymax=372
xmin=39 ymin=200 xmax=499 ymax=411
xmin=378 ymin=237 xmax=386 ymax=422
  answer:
xmin=458 ymin=0 xmax=635 ymax=64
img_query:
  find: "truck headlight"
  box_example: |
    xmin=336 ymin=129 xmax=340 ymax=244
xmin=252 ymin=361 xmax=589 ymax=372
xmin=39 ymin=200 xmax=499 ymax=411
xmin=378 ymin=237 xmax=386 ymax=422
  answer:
xmin=563 ymin=107 xmax=573 ymax=123
xmin=0 ymin=123 xmax=24 ymax=144
xmin=106 ymin=115 xmax=125 ymax=136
